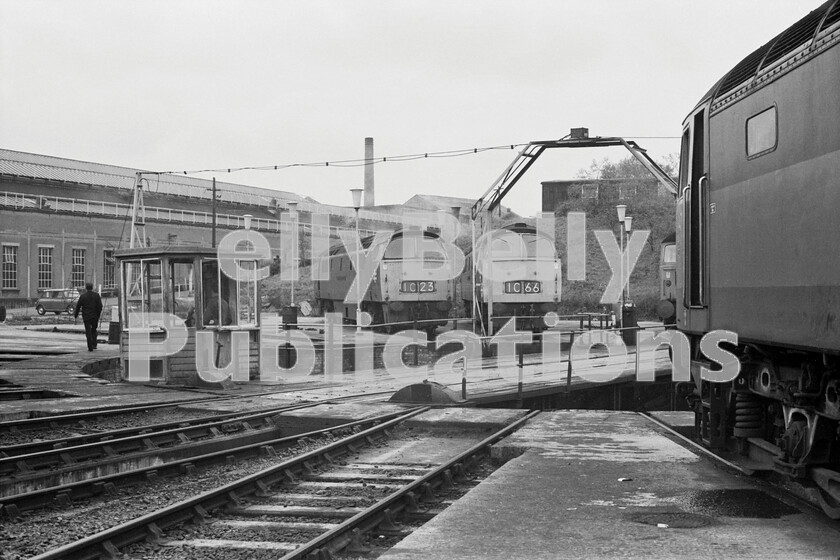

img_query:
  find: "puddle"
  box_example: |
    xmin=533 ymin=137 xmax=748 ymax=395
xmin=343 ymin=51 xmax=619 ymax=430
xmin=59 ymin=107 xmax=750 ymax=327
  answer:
xmin=628 ymin=511 xmax=713 ymax=528
xmin=677 ymin=488 xmax=799 ymax=518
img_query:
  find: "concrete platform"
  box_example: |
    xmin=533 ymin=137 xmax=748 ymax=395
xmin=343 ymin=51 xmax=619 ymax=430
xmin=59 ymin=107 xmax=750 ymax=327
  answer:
xmin=0 ymin=325 xmax=221 ymax=420
xmin=380 ymin=411 xmax=840 ymax=560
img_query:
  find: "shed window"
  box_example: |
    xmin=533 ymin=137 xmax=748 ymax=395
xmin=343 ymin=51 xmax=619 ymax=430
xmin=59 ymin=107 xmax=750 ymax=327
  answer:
xmin=746 ymin=107 xmax=777 ymax=158
xmin=2 ymin=245 xmax=18 ymax=289
xmin=581 ymin=183 xmax=599 ymax=199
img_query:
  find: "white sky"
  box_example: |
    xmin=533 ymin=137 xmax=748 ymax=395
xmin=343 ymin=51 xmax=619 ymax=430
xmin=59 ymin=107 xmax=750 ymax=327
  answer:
xmin=0 ymin=0 xmax=818 ymax=216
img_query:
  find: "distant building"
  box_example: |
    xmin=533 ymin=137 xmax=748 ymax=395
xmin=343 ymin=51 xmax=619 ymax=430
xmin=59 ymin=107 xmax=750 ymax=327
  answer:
xmin=403 ymin=194 xmax=517 ymax=224
xmin=0 ymin=149 xmax=411 ymax=306
xmin=541 ymin=178 xmax=672 ymax=212
xmin=0 ymin=149 xmax=514 ymax=307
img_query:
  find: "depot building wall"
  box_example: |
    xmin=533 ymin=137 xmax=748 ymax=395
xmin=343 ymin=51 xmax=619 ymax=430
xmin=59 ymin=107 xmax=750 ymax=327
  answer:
xmin=0 ymin=208 xmax=283 ymax=305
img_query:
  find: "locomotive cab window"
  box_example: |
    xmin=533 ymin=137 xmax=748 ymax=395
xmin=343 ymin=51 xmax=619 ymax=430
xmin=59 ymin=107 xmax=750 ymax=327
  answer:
xmin=746 ymin=106 xmax=777 ymax=158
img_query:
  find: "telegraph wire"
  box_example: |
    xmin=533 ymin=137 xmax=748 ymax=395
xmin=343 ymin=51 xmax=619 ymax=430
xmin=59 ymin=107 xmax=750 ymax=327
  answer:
xmin=155 ymin=136 xmax=679 ymax=177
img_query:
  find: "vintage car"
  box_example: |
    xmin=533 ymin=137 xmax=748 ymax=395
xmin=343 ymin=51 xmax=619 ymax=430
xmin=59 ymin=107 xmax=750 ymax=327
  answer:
xmin=34 ymin=288 xmax=80 ymax=315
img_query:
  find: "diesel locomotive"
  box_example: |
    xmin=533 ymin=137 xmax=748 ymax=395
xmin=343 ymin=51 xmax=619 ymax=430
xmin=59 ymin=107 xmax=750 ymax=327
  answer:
xmin=674 ymin=0 xmax=840 ymax=516
xmin=657 ymin=232 xmax=677 ymax=325
xmin=461 ymin=222 xmax=561 ymax=334
xmin=314 ymin=229 xmax=455 ymax=334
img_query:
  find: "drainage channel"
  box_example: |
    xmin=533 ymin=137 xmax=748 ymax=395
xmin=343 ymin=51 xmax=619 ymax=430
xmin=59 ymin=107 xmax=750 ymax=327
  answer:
xmin=0 ymin=387 xmax=75 ymax=400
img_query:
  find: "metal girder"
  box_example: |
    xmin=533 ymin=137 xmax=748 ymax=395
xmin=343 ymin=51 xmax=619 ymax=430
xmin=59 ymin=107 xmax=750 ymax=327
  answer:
xmin=470 ymin=136 xmax=678 ymax=221
xmin=129 ymin=172 xmax=147 ymax=249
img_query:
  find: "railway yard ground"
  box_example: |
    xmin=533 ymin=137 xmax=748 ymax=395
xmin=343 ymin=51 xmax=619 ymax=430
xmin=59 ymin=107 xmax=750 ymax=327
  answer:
xmin=1 ymin=322 xmax=839 ymax=559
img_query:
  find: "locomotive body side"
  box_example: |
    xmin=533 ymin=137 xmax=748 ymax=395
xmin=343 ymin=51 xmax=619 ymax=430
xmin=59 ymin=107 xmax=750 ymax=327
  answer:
xmin=676 ymin=0 xmax=840 ymax=513
xmin=700 ymin=38 xmax=840 ymax=351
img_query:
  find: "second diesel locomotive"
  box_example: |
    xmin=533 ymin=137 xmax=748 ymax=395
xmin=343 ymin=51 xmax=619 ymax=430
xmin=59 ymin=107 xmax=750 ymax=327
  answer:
xmin=461 ymin=222 xmax=561 ymax=334
xmin=314 ymin=228 xmax=455 ymax=334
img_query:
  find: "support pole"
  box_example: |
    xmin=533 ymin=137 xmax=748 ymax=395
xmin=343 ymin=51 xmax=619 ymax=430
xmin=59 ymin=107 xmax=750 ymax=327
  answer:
xmin=211 ymin=177 xmax=217 ymax=249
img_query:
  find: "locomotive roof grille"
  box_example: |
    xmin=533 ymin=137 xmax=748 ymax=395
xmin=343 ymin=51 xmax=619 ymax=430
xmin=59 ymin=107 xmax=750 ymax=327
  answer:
xmin=715 ymin=45 xmax=770 ymax=97
xmin=714 ymin=0 xmax=837 ymax=101
xmin=821 ymin=0 xmax=840 ymax=30
xmin=759 ymin=9 xmax=824 ymax=70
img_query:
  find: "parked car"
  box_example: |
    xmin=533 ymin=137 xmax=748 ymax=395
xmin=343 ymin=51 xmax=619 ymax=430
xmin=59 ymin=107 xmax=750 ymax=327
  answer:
xmin=34 ymin=288 xmax=80 ymax=315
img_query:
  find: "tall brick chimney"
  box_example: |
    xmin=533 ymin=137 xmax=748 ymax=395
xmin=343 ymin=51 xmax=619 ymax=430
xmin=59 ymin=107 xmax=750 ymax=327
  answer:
xmin=364 ymin=137 xmax=374 ymax=207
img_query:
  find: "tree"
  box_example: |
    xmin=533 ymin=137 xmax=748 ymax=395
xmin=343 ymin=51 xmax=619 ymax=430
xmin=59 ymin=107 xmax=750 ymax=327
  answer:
xmin=549 ymin=154 xmax=678 ymax=318
xmin=578 ymin=154 xmax=678 ymax=181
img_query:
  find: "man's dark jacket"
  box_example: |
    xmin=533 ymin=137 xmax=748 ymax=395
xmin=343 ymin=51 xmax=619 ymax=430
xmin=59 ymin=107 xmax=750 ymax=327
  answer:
xmin=75 ymin=290 xmax=103 ymax=321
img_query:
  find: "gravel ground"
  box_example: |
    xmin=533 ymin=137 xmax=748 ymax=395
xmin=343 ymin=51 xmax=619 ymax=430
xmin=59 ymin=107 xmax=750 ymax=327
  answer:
xmin=0 ymin=407 xmax=229 ymax=448
xmin=0 ymin=433 xmax=340 ymax=560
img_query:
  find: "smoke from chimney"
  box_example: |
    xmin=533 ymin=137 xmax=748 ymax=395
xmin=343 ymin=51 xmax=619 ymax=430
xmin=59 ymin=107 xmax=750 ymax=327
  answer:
xmin=364 ymin=137 xmax=374 ymax=207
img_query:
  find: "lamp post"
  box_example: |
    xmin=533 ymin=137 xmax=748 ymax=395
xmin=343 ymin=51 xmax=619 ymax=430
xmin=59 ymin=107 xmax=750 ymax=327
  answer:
xmin=624 ymin=215 xmax=633 ymax=303
xmin=350 ymin=189 xmax=363 ymax=332
xmin=616 ymin=205 xmax=627 ymax=328
xmin=287 ymin=201 xmax=298 ymax=307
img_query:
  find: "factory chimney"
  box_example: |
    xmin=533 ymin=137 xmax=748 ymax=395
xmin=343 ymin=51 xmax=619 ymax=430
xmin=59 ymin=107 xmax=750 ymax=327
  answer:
xmin=364 ymin=137 xmax=375 ymax=207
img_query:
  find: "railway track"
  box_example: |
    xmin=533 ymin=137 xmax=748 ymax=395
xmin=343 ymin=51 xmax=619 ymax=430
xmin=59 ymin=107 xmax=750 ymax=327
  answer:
xmin=1 ymin=403 xmax=314 ymax=458
xmin=0 ymin=407 xmax=417 ymax=519
xmin=27 ymin=407 xmax=538 ymax=560
xmin=0 ymin=386 xmax=399 ymax=436
xmin=0 ymin=394 xmax=255 ymax=434
xmin=0 ymin=403 xmax=325 ymax=498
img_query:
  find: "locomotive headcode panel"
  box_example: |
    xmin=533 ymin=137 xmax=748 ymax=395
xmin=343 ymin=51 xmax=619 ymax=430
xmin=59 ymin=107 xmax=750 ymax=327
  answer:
xmin=675 ymin=0 xmax=840 ymax=516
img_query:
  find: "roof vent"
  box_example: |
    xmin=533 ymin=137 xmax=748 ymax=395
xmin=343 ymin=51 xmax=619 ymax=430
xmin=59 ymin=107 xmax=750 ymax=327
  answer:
xmin=760 ymin=8 xmax=824 ymax=70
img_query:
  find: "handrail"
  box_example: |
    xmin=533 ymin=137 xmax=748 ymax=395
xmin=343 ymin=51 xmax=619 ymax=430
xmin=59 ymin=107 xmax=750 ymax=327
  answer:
xmin=0 ymin=190 xmax=381 ymax=238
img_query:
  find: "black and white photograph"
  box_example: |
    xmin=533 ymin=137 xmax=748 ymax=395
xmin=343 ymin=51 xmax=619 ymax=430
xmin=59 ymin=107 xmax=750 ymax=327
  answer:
xmin=2 ymin=1 xmax=840 ymax=558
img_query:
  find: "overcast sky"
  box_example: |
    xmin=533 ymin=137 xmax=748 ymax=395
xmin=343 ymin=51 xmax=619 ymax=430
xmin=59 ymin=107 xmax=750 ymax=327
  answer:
xmin=0 ymin=1 xmax=817 ymax=215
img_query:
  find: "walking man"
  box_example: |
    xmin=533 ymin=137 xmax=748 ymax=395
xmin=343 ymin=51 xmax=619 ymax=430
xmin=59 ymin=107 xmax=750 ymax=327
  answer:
xmin=74 ymin=283 xmax=103 ymax=351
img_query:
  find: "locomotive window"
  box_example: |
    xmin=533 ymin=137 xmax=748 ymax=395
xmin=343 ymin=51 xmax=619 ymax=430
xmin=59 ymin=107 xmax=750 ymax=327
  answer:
xmin=678 ymin=130 xmax=690 ymax=191
xmin=746 ymin=106 xmax=777 ymax=158
xmin=662 ymin=244 xmax=676 ymax=263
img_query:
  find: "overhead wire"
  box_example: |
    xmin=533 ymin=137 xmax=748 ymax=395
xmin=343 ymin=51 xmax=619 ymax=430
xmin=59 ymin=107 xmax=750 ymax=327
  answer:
xmin=159 ymin=144 xmax=530 ymax=176
xmin=152 ymin=136 xmax=679 ymax=177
